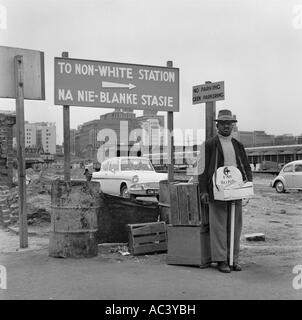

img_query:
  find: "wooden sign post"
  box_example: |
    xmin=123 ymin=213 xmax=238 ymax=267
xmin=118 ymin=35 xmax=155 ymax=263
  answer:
xmin=205 ymin=81 xmax=216 ymax=140
xmin=192 ymin=79 xmax=225 ymax=267
xmin=167 ymin=60 xmax=174 ymax=183
xmin=0 ymin=46 xmax=45 ymax=249
xmin=62 ymin=52 xmax=71 ymax=181
xmin=14 ymin=55 xmax=28 ymax=248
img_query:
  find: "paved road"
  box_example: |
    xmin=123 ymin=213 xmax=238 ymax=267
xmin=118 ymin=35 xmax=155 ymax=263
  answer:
xmin=1 ymin=246 xmax=302 ymax=300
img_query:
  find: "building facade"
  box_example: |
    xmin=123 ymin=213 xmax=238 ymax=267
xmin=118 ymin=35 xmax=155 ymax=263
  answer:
xmin=13 ymin=122 xmax=56 ymax=154
xmin=237 ymin=130 xmax=275 ymax=147
xmin=74 ymin=110 xmax=166 ymax=161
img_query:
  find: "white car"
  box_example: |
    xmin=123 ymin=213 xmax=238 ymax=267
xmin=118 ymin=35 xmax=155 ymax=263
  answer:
xmin=271 ymin=160 xmax=302 ymax=193
xmin=91 ymin=157 xmax=168 ymax=198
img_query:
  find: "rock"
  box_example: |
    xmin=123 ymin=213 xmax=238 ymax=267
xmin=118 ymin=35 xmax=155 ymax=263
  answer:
xmin=10 ymin=203 xmax=19 ymax=209
xmin=244 ymin=233 xmax=266 ymax=241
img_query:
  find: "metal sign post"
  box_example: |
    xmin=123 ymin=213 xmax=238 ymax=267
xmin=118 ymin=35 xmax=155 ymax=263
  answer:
xmin=14 ymin=55 xmax=28 ymax=248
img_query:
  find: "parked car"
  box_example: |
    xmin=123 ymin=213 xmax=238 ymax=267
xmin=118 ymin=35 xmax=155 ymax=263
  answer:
xmin=271 ymin=160 xmax=302 ymax=193
xmin=91 ymin=157 xmax=168 ymax=199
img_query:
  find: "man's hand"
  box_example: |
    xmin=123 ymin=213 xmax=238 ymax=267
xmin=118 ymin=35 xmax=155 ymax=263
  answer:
xmin=200 ymin=193 xmax=209 ymax=204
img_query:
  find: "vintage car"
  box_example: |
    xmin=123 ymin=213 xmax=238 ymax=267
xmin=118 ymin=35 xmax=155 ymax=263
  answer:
xmin=271 ymin=160 xmax=302 ymax=193
xmin=91 ymin=156 xmax=167 ymax=198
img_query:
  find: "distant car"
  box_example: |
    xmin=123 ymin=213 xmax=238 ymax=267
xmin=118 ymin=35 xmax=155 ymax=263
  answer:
xmin=271 ymin=160 xmax=302 ymax=193
xmin=91 ymin=157 xmax=167 ymax=199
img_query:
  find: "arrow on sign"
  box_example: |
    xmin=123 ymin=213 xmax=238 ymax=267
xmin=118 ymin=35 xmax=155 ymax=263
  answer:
xmin=102 ymin=81 xmax=136 ymax=90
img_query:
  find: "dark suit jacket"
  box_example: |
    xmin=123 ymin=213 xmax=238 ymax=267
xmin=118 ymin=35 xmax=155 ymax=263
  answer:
xmin=198 ymin=135 xmax=253 ymax=201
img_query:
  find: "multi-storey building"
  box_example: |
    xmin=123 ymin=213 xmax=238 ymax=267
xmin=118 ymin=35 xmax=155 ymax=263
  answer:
xmin=70 ymin=129 xmax=77 ymax=155
xmin=237 ymin=130 xmax=275 ymax=147
xmin=13 ymin=122 xmax=56 ymax=154
xmin=74 ymin=110 xmax=166 ymax=161
xmin=75 ymin=110 xmax=139 ymax=160
xmin=274 ymin=134 xmax=296 ymax=146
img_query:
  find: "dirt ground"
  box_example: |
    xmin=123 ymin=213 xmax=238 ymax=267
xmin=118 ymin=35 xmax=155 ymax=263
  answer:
xmin=2 ymin=170 xmax=302 ymax=257
xmin=1 ymin=171 xmax=302 ymax=299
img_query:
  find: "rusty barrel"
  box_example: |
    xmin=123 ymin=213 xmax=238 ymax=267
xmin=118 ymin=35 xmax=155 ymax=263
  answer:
xmin=49 ymin=180 xmax=101 ymax=258
xmin=158 ymin=180 xmax=171 ymax=224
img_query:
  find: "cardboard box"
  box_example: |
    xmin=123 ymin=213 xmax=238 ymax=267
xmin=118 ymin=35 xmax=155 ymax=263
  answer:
xmin=213 ymin=166 xmax=254 ymax=201
xmin=213 ymin=182 xmax=254 ymax=201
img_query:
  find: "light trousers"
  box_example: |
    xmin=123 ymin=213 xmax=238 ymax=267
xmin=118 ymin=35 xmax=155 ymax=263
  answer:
xmin=208 ymin=200 xmax=242 ymax=263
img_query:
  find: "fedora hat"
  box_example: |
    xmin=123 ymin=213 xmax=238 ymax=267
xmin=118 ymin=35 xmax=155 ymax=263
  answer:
xmin=215 ymin=109 xmax=237 ymax=122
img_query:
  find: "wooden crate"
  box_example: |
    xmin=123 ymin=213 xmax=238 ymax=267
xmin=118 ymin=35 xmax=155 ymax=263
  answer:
xmin=127 ymin=221 xmax=167 ymax=255
xmin=167 ymin=225 xmax=211 ymax=266
xmin=169 ymin=182 xmax=202 ymax=225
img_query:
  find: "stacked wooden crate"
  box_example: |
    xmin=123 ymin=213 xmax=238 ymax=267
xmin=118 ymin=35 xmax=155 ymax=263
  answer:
xmin=166 ymin=182 xmax=211 ymax=267
xmin=127 ymin=221 xmax=167 ymax=255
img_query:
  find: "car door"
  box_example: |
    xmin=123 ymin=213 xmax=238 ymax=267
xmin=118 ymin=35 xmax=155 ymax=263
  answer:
xmin=293 ymin=163 xmax=302 ymax=189
xmin=107 ymin=158 xmax=120 ymax=195
xmin=282 ymin=164 xmax=294 ymax=188
xmin=99 ymin=160 xmax=110 ymax=193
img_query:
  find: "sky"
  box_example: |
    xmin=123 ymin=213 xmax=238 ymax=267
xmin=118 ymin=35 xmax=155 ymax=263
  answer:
xmin=1 ymin=0 xmax=302 ymax=145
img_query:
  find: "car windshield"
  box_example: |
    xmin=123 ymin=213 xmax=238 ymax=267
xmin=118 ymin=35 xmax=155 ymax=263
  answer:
xmin=121 ymin=159 xmax=154 ymax=171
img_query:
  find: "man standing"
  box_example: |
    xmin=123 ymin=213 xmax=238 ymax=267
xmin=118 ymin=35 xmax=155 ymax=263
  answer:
xmin=198 ymin=109 xmax=252 ymax=273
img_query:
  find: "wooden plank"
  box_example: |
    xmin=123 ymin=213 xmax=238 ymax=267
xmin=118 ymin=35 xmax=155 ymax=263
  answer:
xmin=129 ymin=221 xmax=165 ymax=228
xmin=132 ymin=233 xmax=166 ymax=245
xmin=177 ymin=185 xmax=190 ymax=224
xmin=132 ymin=242 xmax=167 ymax=255
xmin=169 ymin=183 xmax=180 ymax=224
xmin=186 ymin=183 xmax=201 ymax=224
xmin=129 ymin=222 xmax=165 ymax=236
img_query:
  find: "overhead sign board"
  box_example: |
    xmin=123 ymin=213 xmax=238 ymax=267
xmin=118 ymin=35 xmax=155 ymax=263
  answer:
xmin=54 ymin=58 xmax=179 ymax=112
xmin=192 ymin=81 xmax=224 ymax=104
xmin=0 ymin=46 xmax=45 ymax=100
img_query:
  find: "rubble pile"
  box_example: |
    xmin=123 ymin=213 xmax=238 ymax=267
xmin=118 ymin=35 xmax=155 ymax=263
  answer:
xmin=0 ymin=166 xmax=88 ymax=228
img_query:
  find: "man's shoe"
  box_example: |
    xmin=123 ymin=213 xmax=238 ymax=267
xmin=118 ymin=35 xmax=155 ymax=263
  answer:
xmin=200 ymin=262 xmax=212 ymax=269
xmin=217 ymin=261 xmax=231 ymax=273
xmin=231 ymin=263 xmax=242 ymax=271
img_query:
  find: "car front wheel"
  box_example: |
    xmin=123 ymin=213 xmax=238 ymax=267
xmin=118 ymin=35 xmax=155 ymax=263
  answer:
xmin=275 ymin=181 xmax=285 ymax=193
xmin=121 ymin=185 xmax=130 ymax=198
